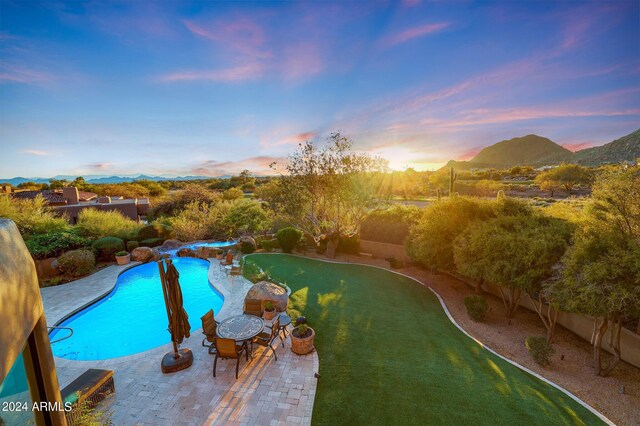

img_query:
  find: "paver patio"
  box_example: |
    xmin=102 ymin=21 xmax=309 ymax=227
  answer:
xmin=41 ymin=259 xmax=318 ymax=425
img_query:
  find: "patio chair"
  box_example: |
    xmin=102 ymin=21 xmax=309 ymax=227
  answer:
xmin=220 ymin=251 xmax=234 ymax=267
xmin=252 ymin=316 xmax=280 ymax=361
xmin=213 ymin=338 xmax=248 ymax=379
xmin=201 ymin=309 xmax=220 ymax=354
xmin=244 ymin=299 xmax=263 ymax=317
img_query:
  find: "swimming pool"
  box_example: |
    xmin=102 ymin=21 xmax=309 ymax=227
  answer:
xmin=50 ymin=257 xmax=224 ymax=360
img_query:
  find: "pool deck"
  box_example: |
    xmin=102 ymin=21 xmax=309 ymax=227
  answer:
xmin=41 ymin=259 xmax=318 ymax=425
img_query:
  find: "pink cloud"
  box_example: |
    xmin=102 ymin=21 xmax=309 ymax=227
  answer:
xmin=192 ymin=156 xmax=284 ymax=177
xmin=282 ymin=42 xmax=325 ymax=80
xmin=260 ymin=130 xmax=318 ymax=148
xmin=383 ymin=22 xmax=449 ymax=47
xmin=157 ymin=63 xmax=264 ymax=83
xmin=183 ymin=19 xmax=271 ymax=59
xmin=23 ymin=149 xmax=50 ymax=156
xmin=561 ymin=142 xmax=595 ymax=152
xmin=0 ymin=63 xmax=55 ymax=85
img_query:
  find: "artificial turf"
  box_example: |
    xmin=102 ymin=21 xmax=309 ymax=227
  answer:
xmin=244 ymin=254 xmax=605 ymax=426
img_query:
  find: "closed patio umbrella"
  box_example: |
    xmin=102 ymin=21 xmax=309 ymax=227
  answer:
xmin=158 ymin=259 xmax=193 ymax=373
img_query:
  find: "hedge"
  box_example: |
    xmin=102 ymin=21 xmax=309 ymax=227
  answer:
xmin=92 ymin=237 xmax=125 ymax=261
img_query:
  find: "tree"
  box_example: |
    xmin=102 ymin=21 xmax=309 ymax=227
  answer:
xmin=223 ymin=200 xmax=272 ymax=236
xmin=48 ymin=179 xmax=68 ymax=189
xmin=549 ymin=166 xmax=640 ymax=376
xmin=222 ymin=187 xmax=244 ymax=201
xmin=535 ymin=164 xmax=593 ymax=195
xmin=270 ymin=133 xmax=388 ymax=257
xmin=454 ymin=215 xmax=571 ymax=321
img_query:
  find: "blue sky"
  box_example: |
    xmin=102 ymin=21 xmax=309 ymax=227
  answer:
xmin=1 ymin=0 xmax=639 ymax=178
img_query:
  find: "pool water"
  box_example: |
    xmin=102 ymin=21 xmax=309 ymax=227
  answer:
xmin=50 ymin=258 xmax=224 ymax=360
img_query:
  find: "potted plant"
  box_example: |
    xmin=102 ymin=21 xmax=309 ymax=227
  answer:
xmin=291 ymin=323 xmax=315 ymax=355
xmin=115 ymin=251 xmax=130 ymax=265
xmin=215 ymin=249 xmax=224 ymax=260
xmin=263 ymin=301 xmax=276 ymax=320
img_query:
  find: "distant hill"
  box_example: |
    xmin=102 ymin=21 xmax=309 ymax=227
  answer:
xmin=443 ymin=129 xmax=640 ymax=170
xmin=0 ymin=174 xmax=216 ymax=186
xmin=571 ymin=129 xmax=640 ymax=166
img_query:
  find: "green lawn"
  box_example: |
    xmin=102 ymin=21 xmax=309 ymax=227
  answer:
xmin=244 ymin=254 xmax=605 ymax=426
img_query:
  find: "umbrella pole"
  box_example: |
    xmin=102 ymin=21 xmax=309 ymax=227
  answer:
xmin=158 ymin=260 xmax=193 ymax=373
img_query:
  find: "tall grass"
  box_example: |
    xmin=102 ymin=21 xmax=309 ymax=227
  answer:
xmin=0 ymin=195 xmax=69 ymax=237
xmin=75 ymin=209 xmax=141 ymax=240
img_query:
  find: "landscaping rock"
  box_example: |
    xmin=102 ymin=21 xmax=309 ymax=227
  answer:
xmin=196 ymin=246 xmax=220 ymax=259
xmin=238 ymin=236 xmax=257 ymax=254
xmin=177 ymin=247 xmax=196 ymax=258
xmin=245 ymin=281 xmax=289 ymax=312
xmin=160 ymin=239 xmax=182 ymax=250
xmin=152 ymin=248 xmax=161 ymax=261
xmin=130 ymin=247 xmax=155 ymax=263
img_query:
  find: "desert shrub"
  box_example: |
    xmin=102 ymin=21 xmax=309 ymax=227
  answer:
xmin=57 ymin=249 xmax=96 ymax=277
xmin=25 ymin=232 xmax=91 ymax=260
xmin=222 ymin=199 xmax=272 ymax=236
xmin=137 ymin=222 xmax=173 ymax=241
xmin=222 ymin=187 xmax=244 ymax=201
xmin=260 ymin=238 xmax=279 ymax=251
xmin=139 ymin=238 xmax=164 ymax=248
xmin=167 ymin=201 xmax=230 ymax=241
xmin=386 ymin=257 xmax=404 ymax=269
xmin=464 ymin=296 xmax=488 ymax=322
xmin=526 ymin=336 xmax=554 ymax=365
xmin=0 ymin=195 xmax=69 ymax=237
xmin=151 ymin=184 xmax=221 ymax=218
xmin=126 ymin=240 xmax=139 ymax=252
xmin=337 ymin=234 xmax=360 ymax=254
xmin=92 ymin=237 xmax=125 ymax=261
xmin=276 ymin=227 xmax=303 ymax=253
xmin=360 ymin=205 xmax=420 ymax=244
xmin=75 ymin=209 xmax=141 ymax=240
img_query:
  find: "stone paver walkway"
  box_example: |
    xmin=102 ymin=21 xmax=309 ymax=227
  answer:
xmin=41 ymin=259 xmax=318 ymax=425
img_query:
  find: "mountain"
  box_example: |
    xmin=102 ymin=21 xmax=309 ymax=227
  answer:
xmin=0 ymin=174 xmax=215 ymax=186
xmin=442 ymin=129 xmax=640 ymax=170
xmin=571 ymin=129 xmax=640 ymax=166
xmin=444 ymin=135 xmax=572 ymax=170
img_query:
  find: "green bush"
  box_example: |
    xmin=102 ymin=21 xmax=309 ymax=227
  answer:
xmin=464 ymin=295 xmax=488 ymax=322
xmin=139 ymin=238 xmax=164 ymax=248
xmin=57 ymin=249 xmax=96 ymax=277
xmin=260 ymin=238 xmax=279 ymax=252
xmin=0 ymin=195 xmax=69 ymax=238
xmin=25 ymin=232 xmax=91 ymax=260
xmin=115 ymin=251 xmax=128 ymax=256
xmin=276 ymin=227 xmax=303 ymax=253
xmin=137 ymin=222 xmax=173 ymax=241
xmin=92 ymin=237 xmax=125 ymax=261
xmin=75 ymin=209 xmax=141 ymax=240
xmin=126 ymin=240 xmax=139 ymax=252
xmin=526 ymin=336 xmax=555 ymax=365
xmin=360 ymin=205 xmax=421 ymax=244
xmin=337 ymin=234 xmax=360 ymax=254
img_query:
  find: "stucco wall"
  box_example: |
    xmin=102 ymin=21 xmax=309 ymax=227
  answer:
xmin=0 ymin=219 xmax=44 ymax=382
xmin=359 ymin=239 xmax=411 ymax=262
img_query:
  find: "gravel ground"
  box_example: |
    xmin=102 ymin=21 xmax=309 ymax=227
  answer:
xmin=297 ymin=250 xmax=640 ymax=426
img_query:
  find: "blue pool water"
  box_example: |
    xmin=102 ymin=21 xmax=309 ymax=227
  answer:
xmin=49 ymin=257 xmax=224 ymax=360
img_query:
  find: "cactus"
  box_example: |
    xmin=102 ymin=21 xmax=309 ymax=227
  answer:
xmin=497 ymin=189 xmax=506 ymax=199
xmin=449 ymin=167 xmax=457 ymax=196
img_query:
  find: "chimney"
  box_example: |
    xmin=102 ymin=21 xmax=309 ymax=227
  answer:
xmin=97 ymin=196 xmax=112 ymax=204
xmin=62 ymin=186 xmax=80 ymax=205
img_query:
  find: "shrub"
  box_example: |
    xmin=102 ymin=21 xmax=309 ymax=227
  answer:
xmin=360 ymin=205 xmax=420 ymax=245
xmin=167 ymin=201 xmax=230 ymax=241
xmin=139 ymin=238 xmax=164 ymax=248
xmin=75 ymin=209 xmax=141 ymax=240
xmin=386 ymin=257 xmax=405 ymax=269
xmin=222 ymin=200 xmax=272 ymax=236
xmin=25 ymin=232 xmax=91 ymax=260
xmin=92 ymin=237 xmax=125 ymax=261
xmin=464 ymin=296 xmax=488 ymax=322
xmin=276 ymin=227 xmax=303 ymax=253
xmin=222 ymin=187 xmax=244 ymax=200
xmin=137 ymin=222 xmax=173 ymax=241
xmin=260 ymin=238 xmax=279 ymax=252
xmin=337 ymin=234 xmax=360 ymax=254
xmin=57 ymin=249 xmax=96 ymax=277
xmin=115 ymin=251 xmax=128 ymax=256
xmin=0 ymin=195 xmax=69 ymax=238
xmin=263 ymin=300 xmax=275 ymax=311
xmin=526 ymin=336 xmax=555 ymax=365
xmin=151 ymin=184 xmax=221 ymax=218
xmin=126 ymin=240 xmax=139 ymax=252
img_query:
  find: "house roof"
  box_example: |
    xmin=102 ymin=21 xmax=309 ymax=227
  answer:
xmin=12 ymin=190 xmax=66 ymax=204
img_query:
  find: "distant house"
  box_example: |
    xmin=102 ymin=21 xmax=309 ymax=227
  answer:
xmin=10 ymin=186 xmax=150 ymax=223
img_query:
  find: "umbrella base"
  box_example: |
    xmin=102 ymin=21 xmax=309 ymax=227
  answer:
xmin=161 ymin=348 xmax=193 ymax=374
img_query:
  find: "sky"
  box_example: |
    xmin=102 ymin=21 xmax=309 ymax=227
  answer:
xmin=1 ymin=0 xmax=639 ymax=178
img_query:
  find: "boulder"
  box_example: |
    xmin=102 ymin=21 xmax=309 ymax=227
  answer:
xmin=152 ymin=248 xmax=161 ymax=261
xmin=245 ymin=281 xmax=289 ymax=312
xmin=130 ymin=247 xmax=155 ymax=263
xmin=238 ymin=236 xmax=257 ymax=254
xmin=177 ymin=247 xmax=196 ymax=258
xmin=160 ymin=239 xmax=183 ymax=250
xmin=196 ymin=246 xmax=221 ymax=259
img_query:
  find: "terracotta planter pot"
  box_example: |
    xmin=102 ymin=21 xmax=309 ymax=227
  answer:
xmin=291 ymin=327 xmax=315 ymax=355
xmin=116 ymin=254 xmax=131 ymax=265
xmin=263 ymin=309 xmax=276 ymax=321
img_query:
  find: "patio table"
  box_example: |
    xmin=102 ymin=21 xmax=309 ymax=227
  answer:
xmin=217 ymin=314 xmax=265 ymax=342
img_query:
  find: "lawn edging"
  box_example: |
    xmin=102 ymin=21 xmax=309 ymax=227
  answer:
xmin=244 ymin=252 xmax=615 ymax=426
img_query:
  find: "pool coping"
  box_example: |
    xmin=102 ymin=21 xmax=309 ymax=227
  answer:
xmin=45 ymin=257 xmax=234 ymax=365
xmin=244 ymin=252 xmax=616 ymax=426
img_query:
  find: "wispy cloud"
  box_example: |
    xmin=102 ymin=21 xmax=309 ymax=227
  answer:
xmin=23 ymin=149 xmax=50 ymax=156
xmin=191 ymin=156 xmax=284 ymax=176
xmin=0 ymin=63 xmax=55 ymax=86
xmin=85 ymin=162 xmax=114 ymax=170
xmin=157 ymin=63 xmax=264 ymax=83
xmin=382 ymin=22 xmax=449 ymax=47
